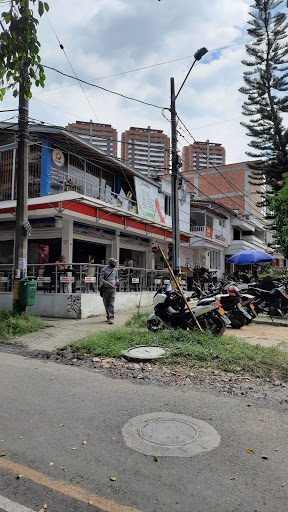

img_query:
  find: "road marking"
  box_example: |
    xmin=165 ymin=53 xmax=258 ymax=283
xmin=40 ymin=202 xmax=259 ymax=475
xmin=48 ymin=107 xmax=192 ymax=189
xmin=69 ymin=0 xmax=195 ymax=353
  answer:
xmin=0 ymin=458 xmax=142 ymax=512
xmin=0 ymin=494 xmax=35 ymax=512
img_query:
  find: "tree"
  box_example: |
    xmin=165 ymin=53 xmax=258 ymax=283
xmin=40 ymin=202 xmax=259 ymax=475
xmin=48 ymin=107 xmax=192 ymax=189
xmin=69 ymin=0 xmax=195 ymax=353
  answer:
xmin=239 ymin=0 xmax=288 ymax=197
xmin=268 ymin=173 xmax=288 ymax=257
xmin=0 ymin=0 xmax=49 ymax=101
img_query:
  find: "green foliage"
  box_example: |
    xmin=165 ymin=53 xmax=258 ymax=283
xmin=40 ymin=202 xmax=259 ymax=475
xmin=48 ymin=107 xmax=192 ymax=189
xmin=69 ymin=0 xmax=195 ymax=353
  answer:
xmin=0 ymin=0 xmax=49 ymax=101
xmin=67 ymin=326 xmax=288 ymax=381
xmin=239 ymin=0 xmax=288 ymax=196
xmin=0 ymin=308 xmax=48 ymax=340
xmin=268 ymin=173 xmax=288 ymax=258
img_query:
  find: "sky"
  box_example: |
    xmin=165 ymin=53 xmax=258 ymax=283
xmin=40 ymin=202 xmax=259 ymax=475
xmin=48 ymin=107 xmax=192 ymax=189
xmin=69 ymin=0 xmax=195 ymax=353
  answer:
xmin=1 ymin=0 xmax=286 ymax=165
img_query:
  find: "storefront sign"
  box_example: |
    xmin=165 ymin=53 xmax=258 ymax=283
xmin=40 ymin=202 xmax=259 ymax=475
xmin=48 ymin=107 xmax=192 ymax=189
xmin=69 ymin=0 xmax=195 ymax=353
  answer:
xmin=52 ymin=149 xmax=65 ymax=167
xmin=132 ymin=278 xmax=139 ymax=283
xmin=73 ymin=221 xmax=115 ymax=240
xmin=85 ymin=277 xmax=96 ymax=282
xmin=205 ymin=226 xmax=213 ymax=239
xmin=180 ymin=280 xmax=186 ymax=285
xmin=0 ymin=277 xmax=8 ymax=282
xmin=164 ymin=280 xmax=170 ymax=284
xmin=38 ymin=277 xmax=51 ymax=283
xmin=134 ymin=177 xmax=166 ymax=225
xmin=155 ymin=279 xmax=161 ymax=284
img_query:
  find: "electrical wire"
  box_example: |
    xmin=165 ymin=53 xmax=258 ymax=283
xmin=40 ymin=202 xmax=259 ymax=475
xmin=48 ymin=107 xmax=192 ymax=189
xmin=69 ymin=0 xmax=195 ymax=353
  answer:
xmin=42 ymin=65 xmax=167 ymax=110
xmin=176 ymin=115 xmax=263 ymax=216
xmin=45 ymin=13 xmax=99 ymax=122
xmin=36 ymin=39 xmax=252 ymax=95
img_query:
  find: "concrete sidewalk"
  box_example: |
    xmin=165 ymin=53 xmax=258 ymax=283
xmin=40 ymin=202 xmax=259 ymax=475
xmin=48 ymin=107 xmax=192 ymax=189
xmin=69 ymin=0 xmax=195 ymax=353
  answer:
xmin=14 ymin=305 xmax=152 ymax=352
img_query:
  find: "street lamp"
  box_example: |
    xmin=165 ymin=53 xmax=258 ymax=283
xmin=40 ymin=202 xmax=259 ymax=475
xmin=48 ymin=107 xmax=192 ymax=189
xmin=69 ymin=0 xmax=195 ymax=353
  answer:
xmin=170 ymin=47 xmax=208 ymax=279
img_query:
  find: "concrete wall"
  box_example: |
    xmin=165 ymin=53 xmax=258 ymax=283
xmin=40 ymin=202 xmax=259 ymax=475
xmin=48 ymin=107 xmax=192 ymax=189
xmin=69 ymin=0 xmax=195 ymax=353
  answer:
xmin=0 ymin=292 xmax=154 ymax=319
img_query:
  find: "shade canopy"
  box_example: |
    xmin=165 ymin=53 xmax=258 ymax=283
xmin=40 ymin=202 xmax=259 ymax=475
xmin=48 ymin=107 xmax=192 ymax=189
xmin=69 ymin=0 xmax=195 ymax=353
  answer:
xmin=227 ymin=250 xmax=276 ymax=265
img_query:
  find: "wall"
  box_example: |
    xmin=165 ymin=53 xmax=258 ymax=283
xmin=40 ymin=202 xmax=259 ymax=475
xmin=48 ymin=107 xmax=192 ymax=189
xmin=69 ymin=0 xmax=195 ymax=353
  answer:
xmin=0 ymin=292 xmax=154 ymax=319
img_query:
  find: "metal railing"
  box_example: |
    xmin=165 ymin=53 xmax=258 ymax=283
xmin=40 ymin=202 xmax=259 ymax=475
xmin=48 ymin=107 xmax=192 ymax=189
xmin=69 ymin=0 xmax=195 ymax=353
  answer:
xmin=0 ymin=263 xmax=187 ymax=294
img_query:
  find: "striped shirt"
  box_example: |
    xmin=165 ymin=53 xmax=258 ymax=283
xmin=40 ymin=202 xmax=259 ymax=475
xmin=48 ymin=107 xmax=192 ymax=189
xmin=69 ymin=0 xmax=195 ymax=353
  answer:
xmin=100 ymin=266 xmax=119 ymax=287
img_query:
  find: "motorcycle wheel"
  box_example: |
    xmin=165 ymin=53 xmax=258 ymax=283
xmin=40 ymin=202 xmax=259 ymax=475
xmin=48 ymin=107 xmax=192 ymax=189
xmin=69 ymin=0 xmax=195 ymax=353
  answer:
xmin=230 ymin=311 xmax=246 ymax=329
xmin=189 ymin=316 xmax=226 ymax=336
xmin=147 ymin=317 xmax=165 ymax=333
xmin=205 ymin=315 xmax=226 ymax=336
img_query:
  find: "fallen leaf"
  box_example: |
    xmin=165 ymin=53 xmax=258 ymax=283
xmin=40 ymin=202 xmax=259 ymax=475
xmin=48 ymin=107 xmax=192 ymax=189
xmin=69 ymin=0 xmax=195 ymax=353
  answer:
xmin=19 ymin=436 xmax=23 ymax=439
xmin=44 ymin=505 xmax=47 ymax=509
xmin=16 ymin=474 xmax=22 ymax=479
xmin=274 ymin=448 xmax=279 ymax=451
xmin=262 ymin=455 xmax=269 ymax=460
xmin=0 ymin=453 xmax=6 ymax=457
xmin=110 ymin=476 xmax=116 ymax=481
xmin=82 ymin=441 xmax=87 ymax=445
xmin=71 ymin=446 xmax=77 ymax=450
xmin=247 ymin=404 xmax=252 ymax=407
xmin=247 ymin=448 xmax=254 ymax=453
xmin=153 ymin=456 xmax=158 ymax=462
xmin=49 ymin=462 xmax=54 ymax=466
xmin=59 ymin=424 xmax=64 ymax=427
xmin=281 ymin=483 xmax=285 ymax=487
xmin=88 ymin=501 xmax=92 ymax=505
xmin=29 ymin=420 xmax=32 ymax=423
xmin=230 ymin=477 xmax=236 ymax=480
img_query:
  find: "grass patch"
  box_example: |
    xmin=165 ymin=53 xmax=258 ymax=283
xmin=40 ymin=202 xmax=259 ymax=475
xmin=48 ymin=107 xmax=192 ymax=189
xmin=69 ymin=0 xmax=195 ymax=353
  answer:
xmin=0 ymin=309 xmax=49 ymax=341
xmin=67 ymin=322 xmax=288 ymax=382
xmin=125 ymin=312 xmax=150 ymax=329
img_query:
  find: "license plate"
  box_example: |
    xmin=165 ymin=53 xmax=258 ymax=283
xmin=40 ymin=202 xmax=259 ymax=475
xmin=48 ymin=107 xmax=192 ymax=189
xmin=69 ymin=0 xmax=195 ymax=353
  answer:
xmin=221 ymin=314 xmax=231 ymax=324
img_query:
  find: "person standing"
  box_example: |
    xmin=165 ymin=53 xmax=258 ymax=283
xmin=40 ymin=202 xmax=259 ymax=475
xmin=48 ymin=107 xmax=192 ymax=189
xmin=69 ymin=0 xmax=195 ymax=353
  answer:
xmin=84 ymin=257 xmax=96 ymax=292
xmin=55 ymin=255 xmax=67 ymax=292
xmin=99 ymin=258 xmax=120 ymax=324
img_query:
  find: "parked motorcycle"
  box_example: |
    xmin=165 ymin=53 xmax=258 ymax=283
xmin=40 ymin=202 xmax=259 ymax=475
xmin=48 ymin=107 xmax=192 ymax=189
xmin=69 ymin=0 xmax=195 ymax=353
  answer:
xmin=248 ymin=277 xmax=288 ymax=318
xmin=196 ymin=284 xmax=253 ymax=329
xmin=147 ymin=286 xmax=230 ymax=336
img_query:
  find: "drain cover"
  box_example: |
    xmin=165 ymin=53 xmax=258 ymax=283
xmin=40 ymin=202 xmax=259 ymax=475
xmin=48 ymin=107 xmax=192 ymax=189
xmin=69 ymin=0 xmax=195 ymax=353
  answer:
xmin=122 ymin=346 xmax=168 ymax=361
xmin=122 ymin=412 xmax=221 ymax=457
xmin=139 ymin=419 xmax=198 ymax=446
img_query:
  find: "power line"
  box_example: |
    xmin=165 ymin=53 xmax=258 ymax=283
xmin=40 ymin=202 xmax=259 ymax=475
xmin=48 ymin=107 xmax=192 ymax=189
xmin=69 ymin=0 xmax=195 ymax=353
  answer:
xmin=43 ymin=65 xmax=166 ymax=109
xmin=176 ymin=115 xmax=263 ymax=217
xmin=36 ymin=39 xmax=252 ymax=95
xmin=45 ymin=13 xmax=99 ymax=123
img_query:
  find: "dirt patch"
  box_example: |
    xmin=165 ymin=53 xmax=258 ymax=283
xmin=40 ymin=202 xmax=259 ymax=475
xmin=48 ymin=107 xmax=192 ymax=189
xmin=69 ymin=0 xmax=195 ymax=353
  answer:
xmin=224 ymin=322 xmax=288 ymax=350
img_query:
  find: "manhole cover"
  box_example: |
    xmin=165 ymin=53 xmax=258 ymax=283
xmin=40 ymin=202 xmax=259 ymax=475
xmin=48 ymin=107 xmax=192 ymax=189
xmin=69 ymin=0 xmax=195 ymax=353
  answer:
xmin=139 ymin=419 xmax=198 ymax=446
xmin=122 ymin=346 xmax=168 ymax=360
xmin=122 ymin=412 xmax=221 ymax=457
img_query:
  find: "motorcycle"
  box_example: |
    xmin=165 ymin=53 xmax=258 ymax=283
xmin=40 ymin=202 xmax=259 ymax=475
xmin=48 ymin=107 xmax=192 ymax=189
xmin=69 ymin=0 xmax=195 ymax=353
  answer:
xmin=248 ymin=277 xmax=288 ymax=318
xmin=147 ymin=285 xmax=230 ymax=336
xmin=196 ymin=284 xmax=253 ymax=329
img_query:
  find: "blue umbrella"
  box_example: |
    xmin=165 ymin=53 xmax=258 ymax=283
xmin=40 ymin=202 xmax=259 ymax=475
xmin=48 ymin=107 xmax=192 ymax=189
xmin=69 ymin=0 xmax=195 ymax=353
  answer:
xmin=227 ymin=250 xmax=276 ymax=265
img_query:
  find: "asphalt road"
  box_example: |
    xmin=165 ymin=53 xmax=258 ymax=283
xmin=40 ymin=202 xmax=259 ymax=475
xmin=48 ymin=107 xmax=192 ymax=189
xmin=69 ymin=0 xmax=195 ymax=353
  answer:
xmin=0 ymin=351 xmax=287 ymax=512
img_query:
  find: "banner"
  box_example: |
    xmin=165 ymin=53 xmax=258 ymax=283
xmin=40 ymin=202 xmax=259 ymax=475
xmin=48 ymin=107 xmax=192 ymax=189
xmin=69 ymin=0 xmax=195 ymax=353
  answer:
xmin=134 ymin=177 xmax=166 ymax=224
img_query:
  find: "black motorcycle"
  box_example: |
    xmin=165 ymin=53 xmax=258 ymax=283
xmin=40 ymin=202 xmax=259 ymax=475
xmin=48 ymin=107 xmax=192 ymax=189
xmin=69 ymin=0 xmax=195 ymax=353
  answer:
xmin=196 ymin=284 xmax=253 ymax=329
xmin=248 ymin=277 xmax=288 ymax=318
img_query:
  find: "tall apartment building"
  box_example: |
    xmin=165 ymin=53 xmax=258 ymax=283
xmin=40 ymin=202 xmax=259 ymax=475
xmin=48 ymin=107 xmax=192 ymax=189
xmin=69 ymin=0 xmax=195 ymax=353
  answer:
xmin=66 ymin=121 xmax=118 ymax=157
xmin=182 ymin=141 xmax=225 ymax=173
xmin=121 ymin=126 xmax=170 ymax=176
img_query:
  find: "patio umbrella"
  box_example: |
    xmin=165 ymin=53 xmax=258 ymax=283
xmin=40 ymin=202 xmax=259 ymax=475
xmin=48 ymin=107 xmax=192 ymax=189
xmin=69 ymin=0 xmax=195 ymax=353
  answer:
xmin=227 ymin=250 xmax=276 ymax=265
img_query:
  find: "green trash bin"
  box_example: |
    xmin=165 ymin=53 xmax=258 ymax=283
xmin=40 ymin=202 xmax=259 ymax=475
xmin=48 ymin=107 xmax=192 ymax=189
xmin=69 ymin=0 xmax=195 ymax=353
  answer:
xmin=19 ymin=277 xmax=38 ymax=306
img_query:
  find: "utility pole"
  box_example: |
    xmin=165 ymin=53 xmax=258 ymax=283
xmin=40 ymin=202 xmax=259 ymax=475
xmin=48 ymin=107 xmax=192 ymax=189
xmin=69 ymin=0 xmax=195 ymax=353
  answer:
xmin=14 ymin=0 xmax=29 ymax=310
xmin=169 ymin=47 xmax=208 ymax=282
xmin=170 ymin=77 xmax=180 ymax=278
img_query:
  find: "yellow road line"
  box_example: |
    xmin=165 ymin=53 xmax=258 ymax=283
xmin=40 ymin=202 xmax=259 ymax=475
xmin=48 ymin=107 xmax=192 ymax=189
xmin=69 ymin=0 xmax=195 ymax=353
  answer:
xmin=0 ymin=458 xmax=142 ymax=512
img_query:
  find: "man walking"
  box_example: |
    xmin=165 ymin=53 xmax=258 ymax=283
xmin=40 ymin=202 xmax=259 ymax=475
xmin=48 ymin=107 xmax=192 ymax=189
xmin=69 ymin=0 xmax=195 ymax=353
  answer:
xmin=99 ymin=258 xmax=120 ymax=324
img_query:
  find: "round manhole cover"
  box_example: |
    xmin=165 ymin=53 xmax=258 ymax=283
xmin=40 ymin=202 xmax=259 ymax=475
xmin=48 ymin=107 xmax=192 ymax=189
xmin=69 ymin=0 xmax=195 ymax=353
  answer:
xmin=122 ymin=346 xmax=168 ymax=360
xmin=122 ymin=412 xmax=221 ymax=457
xmin=139 ymin=419 xmax=198 ymax=446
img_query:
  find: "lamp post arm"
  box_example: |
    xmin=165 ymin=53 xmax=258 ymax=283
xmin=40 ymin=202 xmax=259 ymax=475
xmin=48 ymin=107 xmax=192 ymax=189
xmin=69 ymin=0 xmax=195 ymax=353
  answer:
xmin=175 ymin=59 xmax=196 ymax=100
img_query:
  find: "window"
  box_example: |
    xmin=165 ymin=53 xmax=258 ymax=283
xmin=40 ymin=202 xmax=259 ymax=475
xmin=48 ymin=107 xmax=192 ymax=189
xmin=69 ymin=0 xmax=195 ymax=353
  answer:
xmin=210 ymin=251 xmax=220 ymax=269
xmin=164 ymin=194 xmax=171 ymax=216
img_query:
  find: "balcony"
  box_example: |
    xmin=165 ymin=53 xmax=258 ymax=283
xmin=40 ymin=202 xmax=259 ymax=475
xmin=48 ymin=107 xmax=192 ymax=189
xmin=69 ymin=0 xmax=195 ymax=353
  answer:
xmin=190 ymin=226 xmax=227 ymax=245
xmin=230 ymin=237 xmax=266 ymax=252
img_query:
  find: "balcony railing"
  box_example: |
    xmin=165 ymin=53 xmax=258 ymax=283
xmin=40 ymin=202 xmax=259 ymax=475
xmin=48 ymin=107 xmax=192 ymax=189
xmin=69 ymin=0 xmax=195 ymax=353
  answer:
xmin=190 ymin=226 xmax=227 ymax=244
xmin=0 ymin=264 xmax=187 ymax=295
